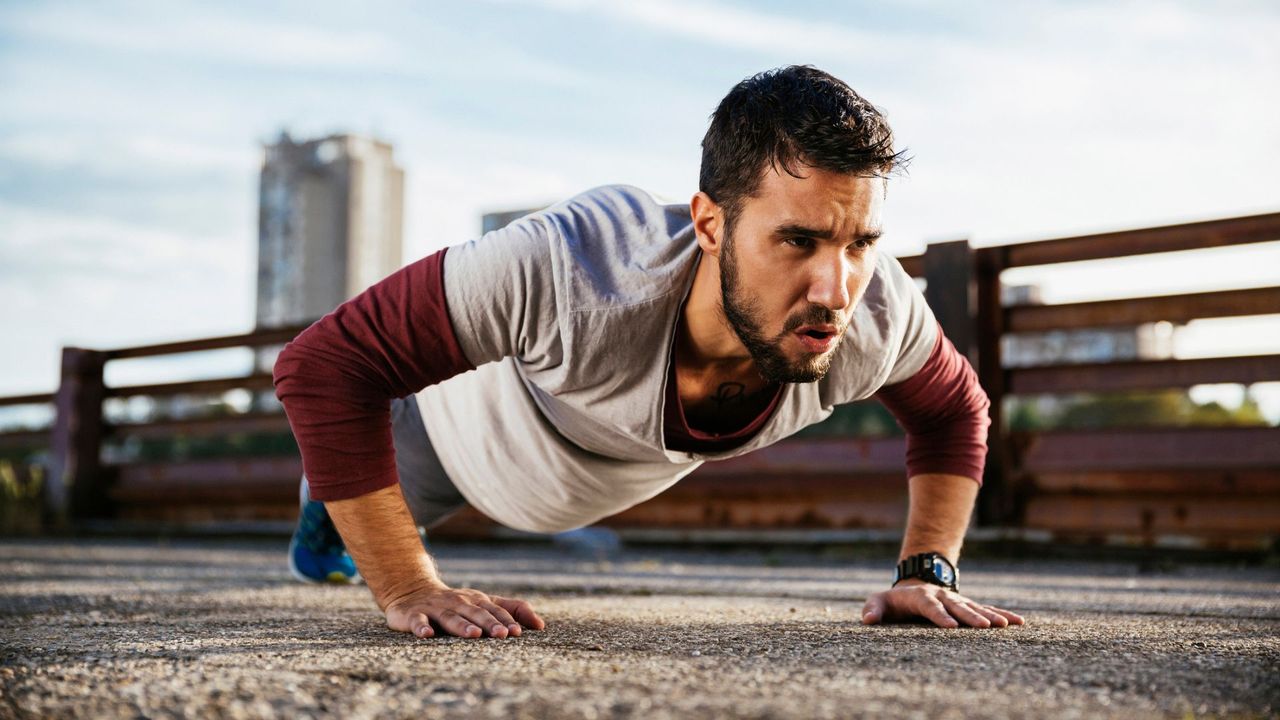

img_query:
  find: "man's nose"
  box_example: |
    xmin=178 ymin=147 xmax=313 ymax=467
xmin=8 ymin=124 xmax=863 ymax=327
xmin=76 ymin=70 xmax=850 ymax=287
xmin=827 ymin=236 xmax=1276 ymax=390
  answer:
xmin=806 ymin=253 xmax=854 ymax=311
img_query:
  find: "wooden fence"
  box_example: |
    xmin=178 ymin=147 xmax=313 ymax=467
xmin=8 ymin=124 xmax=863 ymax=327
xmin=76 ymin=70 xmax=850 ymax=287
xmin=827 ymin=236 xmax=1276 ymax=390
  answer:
xmin=0 ymin=327 xmax=306 ymax=528
xmin=979 ymin=213 xmax=1280 ymax=548
xmin=1 ymin=211 xmax=1277 ymax=548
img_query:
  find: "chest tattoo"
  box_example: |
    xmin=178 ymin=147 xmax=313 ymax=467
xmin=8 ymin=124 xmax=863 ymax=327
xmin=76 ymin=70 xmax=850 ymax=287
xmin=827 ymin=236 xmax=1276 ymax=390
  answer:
xmin=709 ymin=382 xmax=746 ymax=407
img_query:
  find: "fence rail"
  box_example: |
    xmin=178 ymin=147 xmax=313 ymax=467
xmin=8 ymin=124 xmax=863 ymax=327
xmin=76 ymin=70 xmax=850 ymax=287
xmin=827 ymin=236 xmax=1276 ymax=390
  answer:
xmin=1 ymin=212 xmax=1277 ymax=548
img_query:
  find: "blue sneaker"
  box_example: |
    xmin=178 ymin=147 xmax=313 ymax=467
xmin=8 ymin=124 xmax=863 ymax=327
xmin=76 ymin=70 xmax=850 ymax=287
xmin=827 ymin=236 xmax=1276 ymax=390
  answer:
xmin=288 ymin=476 xmax=362 ymax=584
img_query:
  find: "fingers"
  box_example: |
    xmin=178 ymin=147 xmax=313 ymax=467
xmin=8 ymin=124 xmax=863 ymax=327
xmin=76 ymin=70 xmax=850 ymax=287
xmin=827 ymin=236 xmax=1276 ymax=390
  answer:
xmin=492 ymin=595 xmax=546 ymax=631
xmin=387 ymin=589 xmax=546 ymax=641
xmin=863 ymin=583 xmax=1026 ymax=630
xmin=965 ymin=603 xmax=1010 ymax=628
xmin=385 ymin=605 xmax=437 ymax=637
xmin=920 ymin=596 xmax=960 ymax=629
xmin=941 ymin=596 xmax=992 ymax=628
xmin=478 ymin=601 xmax=522 ymax=637
xmin=860 ymin=594 xmax=885 ymax=625
xmin=985 ymin=605 xmax=1026 ymax=625
xmin=945 ymin=595 xmax=1026 ymax=627
xmin=447 ymin=604 xmax=507 ymax=639
xmin=409 ymin=611 xmax=434 ymax=638
xmin=435 ymin=607 xmax=487 ymax=638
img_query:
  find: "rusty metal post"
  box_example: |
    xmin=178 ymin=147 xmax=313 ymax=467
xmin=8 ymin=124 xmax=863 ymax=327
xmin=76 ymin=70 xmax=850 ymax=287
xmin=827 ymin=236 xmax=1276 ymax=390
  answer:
xmin=47 ymin=347 xmax=108 ymax=527
xmin=974 ymin=246 xmax=1015 ymax=526
xmin=922 ymin=239 xmax=975 ymax=362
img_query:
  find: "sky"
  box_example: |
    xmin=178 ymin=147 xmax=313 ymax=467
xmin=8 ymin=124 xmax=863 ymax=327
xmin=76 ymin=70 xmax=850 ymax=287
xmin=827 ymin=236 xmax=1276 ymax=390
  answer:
xmin=1 ymin=0 xmax=1278 ymax=423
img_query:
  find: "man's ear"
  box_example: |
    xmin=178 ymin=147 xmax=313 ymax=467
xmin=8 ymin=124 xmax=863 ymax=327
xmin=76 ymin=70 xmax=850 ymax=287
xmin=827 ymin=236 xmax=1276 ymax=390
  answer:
xmin=689 ymin=191 xmax=724 ymax=257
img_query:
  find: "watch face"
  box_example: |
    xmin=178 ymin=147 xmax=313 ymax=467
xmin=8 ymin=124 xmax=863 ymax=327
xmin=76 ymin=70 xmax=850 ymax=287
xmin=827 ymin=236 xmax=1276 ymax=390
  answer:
xmin=932 ymin=558 xmax=955 ymax=584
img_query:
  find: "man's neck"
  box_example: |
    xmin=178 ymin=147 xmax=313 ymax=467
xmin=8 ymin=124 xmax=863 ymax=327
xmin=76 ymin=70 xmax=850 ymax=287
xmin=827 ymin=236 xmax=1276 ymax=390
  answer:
xmin=675 ymin=251 xmax=762 ymax=392
xmin=676 ymin=251 xmax=760 ymax=384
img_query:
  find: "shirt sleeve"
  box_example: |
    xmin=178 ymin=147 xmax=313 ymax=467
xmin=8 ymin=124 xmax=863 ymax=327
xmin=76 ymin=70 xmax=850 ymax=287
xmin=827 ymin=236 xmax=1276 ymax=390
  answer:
xmin=439 ymin=213 xmax=561 ymax=369
xmin=271 ymin=248 xmax=475 ymax=502
xmin=878 ymin=251 xmax=939 ymax=386
xmin=874 ymin=323 xmax=992 ymax=485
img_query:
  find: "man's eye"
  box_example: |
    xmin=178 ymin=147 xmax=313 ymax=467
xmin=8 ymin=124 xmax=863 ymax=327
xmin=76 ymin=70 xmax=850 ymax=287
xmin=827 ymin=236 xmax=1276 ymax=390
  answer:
xmin=783 ymin=236 xmax=812 ymax=249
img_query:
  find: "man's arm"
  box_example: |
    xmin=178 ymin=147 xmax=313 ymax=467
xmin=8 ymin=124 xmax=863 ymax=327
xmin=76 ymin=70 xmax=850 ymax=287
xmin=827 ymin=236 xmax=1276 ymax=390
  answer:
xmin=326 ymin=485 xmax=543 ymax=639
xmin=860 ymin=473 xmax=1023 ymax=628
xmin=273 ymin=244 xmax=546 ymax=639
xmin=899 ymin=472 xmax=977 ymax=565
xmin=864 ymin=326 xmax=1025 ymax=628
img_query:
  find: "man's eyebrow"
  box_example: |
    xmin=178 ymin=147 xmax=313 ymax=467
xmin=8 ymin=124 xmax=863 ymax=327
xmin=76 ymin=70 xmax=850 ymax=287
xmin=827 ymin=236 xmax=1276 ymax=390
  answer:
xmin=774 ymin=223 xmax=882 ymax=242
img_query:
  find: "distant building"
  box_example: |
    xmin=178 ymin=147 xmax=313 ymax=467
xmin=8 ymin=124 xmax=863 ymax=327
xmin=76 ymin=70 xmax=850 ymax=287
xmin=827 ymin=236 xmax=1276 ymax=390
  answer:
xmin=256 ymin=132 xmax=404 ymax=330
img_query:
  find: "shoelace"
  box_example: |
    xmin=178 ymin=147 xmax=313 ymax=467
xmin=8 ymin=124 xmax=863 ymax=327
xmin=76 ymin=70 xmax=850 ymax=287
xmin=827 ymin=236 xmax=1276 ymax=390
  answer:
xmin=297 ymin=501 xmax=346 ymax=555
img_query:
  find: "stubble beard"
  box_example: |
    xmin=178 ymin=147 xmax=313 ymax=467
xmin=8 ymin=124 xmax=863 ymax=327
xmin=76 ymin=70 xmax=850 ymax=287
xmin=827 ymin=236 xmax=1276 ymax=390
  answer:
xmin=718 ymin=225 xmax=846 ymax=384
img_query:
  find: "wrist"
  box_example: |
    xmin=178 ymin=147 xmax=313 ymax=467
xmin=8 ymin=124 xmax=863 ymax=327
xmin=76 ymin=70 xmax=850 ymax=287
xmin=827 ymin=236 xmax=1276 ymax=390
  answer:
xmin=893 ymin=552 xmax=959 ymax=592
xmin=891 ymin=577 xmax=930 ymax=588
xmin=379 ymin=571 xmax=451 ymax=612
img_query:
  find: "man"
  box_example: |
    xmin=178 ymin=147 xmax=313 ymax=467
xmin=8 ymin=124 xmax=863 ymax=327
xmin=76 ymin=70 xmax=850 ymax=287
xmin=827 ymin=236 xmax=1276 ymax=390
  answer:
xmin=273 ymin=65 xmax=1025 ymax=639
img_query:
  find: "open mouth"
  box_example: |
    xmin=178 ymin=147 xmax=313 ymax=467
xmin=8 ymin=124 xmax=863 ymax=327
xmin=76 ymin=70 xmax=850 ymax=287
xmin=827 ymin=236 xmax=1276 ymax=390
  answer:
xmin=793 ymin=325 xmax=839 ymax=352
xmin=795 ymin=324 xmax=838 ymax=340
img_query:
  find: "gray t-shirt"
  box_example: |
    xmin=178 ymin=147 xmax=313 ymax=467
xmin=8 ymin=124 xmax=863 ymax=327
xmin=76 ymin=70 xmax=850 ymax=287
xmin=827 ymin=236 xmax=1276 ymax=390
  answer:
xmin=415 ymin=184 xmax=938 ymax=533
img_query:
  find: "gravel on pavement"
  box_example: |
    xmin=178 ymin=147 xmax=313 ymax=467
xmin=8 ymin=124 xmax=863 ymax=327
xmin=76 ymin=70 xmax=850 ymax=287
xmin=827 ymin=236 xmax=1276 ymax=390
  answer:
xmin=2 ymin=538 xmax=1277 ymax=719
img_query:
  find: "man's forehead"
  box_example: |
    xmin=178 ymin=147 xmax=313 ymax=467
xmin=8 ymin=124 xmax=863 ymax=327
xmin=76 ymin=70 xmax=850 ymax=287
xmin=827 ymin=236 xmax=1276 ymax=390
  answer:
xmin=751 ymin=169 xmax=884 ymax=233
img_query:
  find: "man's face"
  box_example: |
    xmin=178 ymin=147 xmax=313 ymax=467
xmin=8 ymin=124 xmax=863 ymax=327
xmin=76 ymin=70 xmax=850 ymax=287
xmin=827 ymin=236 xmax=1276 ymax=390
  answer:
xmin=719 ymin=166 xmax=884 ymax=384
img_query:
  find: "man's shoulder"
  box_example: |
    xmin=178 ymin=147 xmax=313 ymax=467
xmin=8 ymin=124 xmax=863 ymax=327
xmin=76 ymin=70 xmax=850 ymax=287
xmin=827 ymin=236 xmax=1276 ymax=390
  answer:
xmin=869 ymin=250 xmax=920 ymax=312
xmin=558 ymin=183 xmax=684 ymax=211
xmin=537 ymin=184 xmax=698 ymax=310
xmin=544 ymin=184 xmax=691 ymax=238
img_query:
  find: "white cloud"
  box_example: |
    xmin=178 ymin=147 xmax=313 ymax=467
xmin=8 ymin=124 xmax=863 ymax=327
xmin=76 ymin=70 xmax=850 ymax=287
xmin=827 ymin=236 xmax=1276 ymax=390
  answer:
xmin=485 ymin=0 xmax=911 ymax=62
xmin=605 ymin=0 xmax=898 ymax=60
xmin=0 ymin=202 xmax=255 ymax=396
xmin=0 ymin=131 xmax=258 ymax=175
xmin=0 ymin=202 xmax=245 ymax=282
xmin=0 ymin=2 xmax=404 ymax=73
xmin=0 ymin=0 xmax=593 ymax=93
xmin=403 ymin=158 xmax=581 ymax=257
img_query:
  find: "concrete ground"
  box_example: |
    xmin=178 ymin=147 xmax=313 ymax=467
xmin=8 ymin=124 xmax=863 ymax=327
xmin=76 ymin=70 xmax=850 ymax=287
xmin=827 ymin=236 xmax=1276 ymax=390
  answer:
xmin=1 ymin=538 xmax=1277 ymax=719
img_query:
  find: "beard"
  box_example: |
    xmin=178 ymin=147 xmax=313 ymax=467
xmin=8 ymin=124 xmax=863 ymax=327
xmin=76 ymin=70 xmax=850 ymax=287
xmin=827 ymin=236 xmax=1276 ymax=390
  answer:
xmin=719 ymin=226 xmax=847 ymax=384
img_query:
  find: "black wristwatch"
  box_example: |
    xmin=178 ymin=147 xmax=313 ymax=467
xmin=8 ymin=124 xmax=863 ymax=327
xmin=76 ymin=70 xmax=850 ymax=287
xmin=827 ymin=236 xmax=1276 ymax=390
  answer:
xmin=893 ymin=552 xmax=958 ymax=592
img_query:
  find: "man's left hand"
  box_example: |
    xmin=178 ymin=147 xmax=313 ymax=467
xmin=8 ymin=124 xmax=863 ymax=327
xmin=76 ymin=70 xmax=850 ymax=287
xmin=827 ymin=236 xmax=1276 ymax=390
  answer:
xmin=860 ymin=579 xmax=1025 ymax=628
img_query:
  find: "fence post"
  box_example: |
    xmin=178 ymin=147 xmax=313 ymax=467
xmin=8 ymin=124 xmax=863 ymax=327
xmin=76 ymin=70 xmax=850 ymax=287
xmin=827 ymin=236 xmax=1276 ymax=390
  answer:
xmin=47 ymin=347 xmax=108 ymax=527
xmin=923 ymin=239 xmax=997 ymax=530
xmin=922 ymin=239 xmax=975 ymax=362
xmin=974 ymin=246 xmax=1014 ymax=526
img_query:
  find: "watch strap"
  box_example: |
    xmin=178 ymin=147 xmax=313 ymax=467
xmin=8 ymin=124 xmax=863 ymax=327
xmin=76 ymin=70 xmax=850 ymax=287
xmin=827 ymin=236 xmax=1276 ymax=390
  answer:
xmin=893 ymin=552 xmax=958 ymax=591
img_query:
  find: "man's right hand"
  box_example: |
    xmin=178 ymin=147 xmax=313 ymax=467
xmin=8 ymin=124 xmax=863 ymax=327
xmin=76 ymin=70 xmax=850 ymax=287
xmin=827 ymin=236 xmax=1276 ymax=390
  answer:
xmin=324 ymin=484 xmax=547 ymax=639
xmin=384 ymin=583 xmax=546 ymax=639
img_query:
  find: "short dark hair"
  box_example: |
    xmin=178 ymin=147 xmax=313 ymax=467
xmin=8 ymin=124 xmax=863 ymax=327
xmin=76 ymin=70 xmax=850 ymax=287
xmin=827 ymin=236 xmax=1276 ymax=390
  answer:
xmin=699 ymin=65 xmax=908 ymax=222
